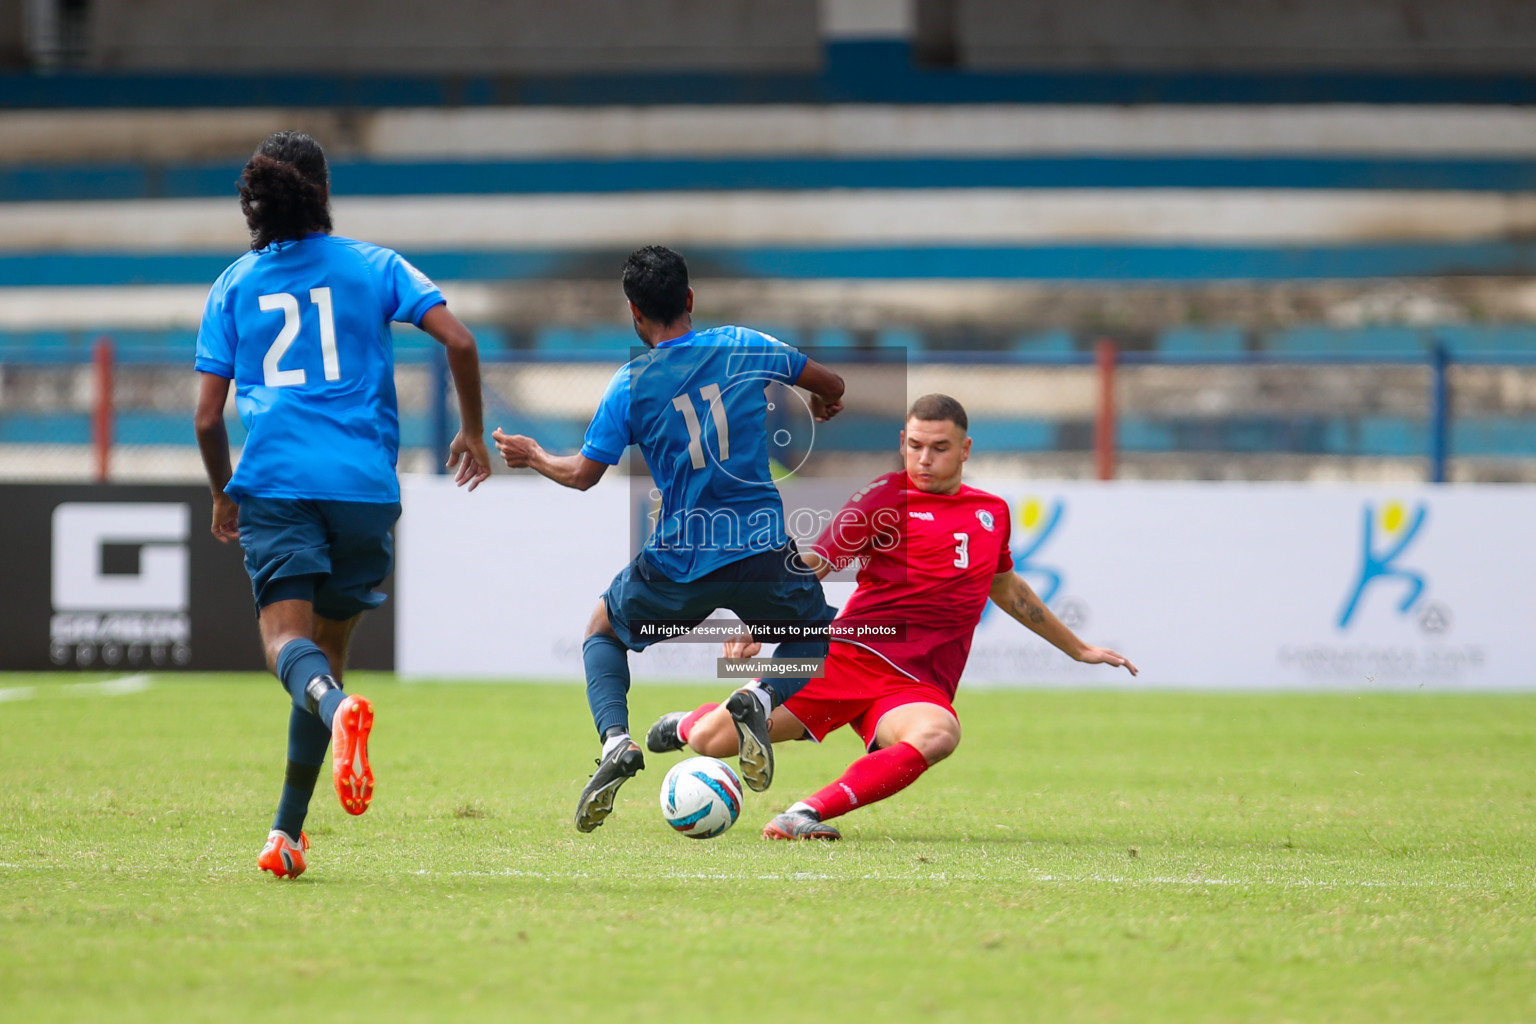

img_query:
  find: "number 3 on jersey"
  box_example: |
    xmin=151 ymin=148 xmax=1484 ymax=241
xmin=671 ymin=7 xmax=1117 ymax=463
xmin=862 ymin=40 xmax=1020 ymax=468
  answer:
xmin=259 ymin=287 xmax=339 ymax=387
xmin=953 ymin=531 xmax=969 ymax=569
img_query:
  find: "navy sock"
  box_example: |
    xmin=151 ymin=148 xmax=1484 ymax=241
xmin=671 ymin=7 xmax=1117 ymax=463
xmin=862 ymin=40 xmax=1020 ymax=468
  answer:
xmin=582 ymin=633 xmax=631 ymax=739
xmin=275 ymin=638 xmax=334 ymax=718
xmin=316 ymin=687 xmax=348 ymax=729
xmin=272 ymin=707 xmax=329 ymax=837
xmin=763 ymin=637 xmax=830 ymax=704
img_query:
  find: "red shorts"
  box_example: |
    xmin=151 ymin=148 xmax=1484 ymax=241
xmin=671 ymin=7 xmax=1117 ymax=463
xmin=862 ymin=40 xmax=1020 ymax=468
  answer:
xmin=781 ymin=642 xmax=958 ymax=752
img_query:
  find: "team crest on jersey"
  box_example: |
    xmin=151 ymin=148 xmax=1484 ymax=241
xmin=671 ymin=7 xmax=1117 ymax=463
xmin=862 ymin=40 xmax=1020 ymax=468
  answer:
xmin=976 ymin=509 xmax=995 ymax=531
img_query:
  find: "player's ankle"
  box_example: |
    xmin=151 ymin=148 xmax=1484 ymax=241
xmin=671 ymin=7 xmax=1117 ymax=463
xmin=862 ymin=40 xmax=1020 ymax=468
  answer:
xmin=737 ymin=684 xmax=772 ymax=717
xmin=601 ymin=730 xmax=633 ymax=757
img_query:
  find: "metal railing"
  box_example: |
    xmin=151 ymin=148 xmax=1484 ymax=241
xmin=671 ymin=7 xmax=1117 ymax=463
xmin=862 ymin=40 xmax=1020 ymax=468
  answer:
xmin=3 ymin=338 xmax=1535 ymax=484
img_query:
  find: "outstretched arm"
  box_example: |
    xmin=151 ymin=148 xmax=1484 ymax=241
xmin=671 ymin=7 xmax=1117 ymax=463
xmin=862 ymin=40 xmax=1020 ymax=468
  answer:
xmin=989 ymin=571 xmax=1138 ymax=676
xmin=418 ymin=303 xmax=491 ymax=491
xmin=491 ymin=429 xmax=610 ymax=491
xmin=795 ymin=359 xmax=845 ymax=422
xmin=193 ymin=372 xmax=239 ymax=544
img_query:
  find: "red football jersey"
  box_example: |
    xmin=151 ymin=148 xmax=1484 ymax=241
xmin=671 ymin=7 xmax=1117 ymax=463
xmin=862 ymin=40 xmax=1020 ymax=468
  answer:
xmin=810 ymin=471 xmax=1013 ymax=698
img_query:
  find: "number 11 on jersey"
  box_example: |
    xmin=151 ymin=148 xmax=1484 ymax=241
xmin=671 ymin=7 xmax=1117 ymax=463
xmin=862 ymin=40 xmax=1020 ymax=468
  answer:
xmin=671 ymin=383 xmax=731 ymax=469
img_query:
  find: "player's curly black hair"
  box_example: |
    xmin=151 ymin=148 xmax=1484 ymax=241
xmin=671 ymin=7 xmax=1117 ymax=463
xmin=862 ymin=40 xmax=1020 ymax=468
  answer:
xmin=238 ymin=131 xmax=332 ymax=251
xmin=621 ymin=245 xmax=690 ymax=325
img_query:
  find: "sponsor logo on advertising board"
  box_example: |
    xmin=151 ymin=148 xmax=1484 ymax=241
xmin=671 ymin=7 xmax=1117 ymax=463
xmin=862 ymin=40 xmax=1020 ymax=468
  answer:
xmin=49 ymin=502 xmax=192 ymax=668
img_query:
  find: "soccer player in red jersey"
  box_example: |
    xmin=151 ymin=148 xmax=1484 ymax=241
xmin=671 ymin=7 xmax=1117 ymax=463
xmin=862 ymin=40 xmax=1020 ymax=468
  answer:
xmin=645 ymin=394 xmax=1137 ymax=839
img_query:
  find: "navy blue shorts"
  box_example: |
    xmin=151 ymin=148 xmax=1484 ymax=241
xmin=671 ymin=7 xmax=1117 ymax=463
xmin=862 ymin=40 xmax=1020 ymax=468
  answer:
xmin=602 ymin=544 xmax=836 ymax=652
xmin=238 ymin=496 xmax=401 ymax=621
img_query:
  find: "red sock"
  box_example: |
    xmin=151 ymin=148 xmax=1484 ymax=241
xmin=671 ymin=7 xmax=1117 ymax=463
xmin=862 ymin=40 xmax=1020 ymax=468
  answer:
xmin=677 ymin=703 xmax=719 ymax=744
xmin=803 ymin=741 xmax=929 ymax=821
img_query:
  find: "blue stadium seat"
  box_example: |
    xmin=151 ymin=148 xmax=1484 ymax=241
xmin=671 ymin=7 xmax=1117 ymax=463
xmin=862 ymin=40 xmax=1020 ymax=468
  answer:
xmin=969 ymin=419 xmax=1057 ymax=451
xmin=1156 ymin=326 xmax=1246 ymax=357
xmin=1263 ymin=326 xmax=1423 ymax=357
xmin=533 ymin=325 xmax=636 ymax=353
xmin=1010 ymin=329 xmax=1075 ymax=354
xmin=0 ymin=330 xmax=73 ymax=350
xmin=873 ymin=327 xmax=926 ymax=353
xmin=1433 ymin=325 xmax=1536 ymax=356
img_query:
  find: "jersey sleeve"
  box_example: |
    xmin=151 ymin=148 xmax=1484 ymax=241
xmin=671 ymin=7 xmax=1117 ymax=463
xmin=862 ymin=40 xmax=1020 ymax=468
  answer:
xmin=377 ymin=249 xmax=445 ymax=326
xmin=811 ymin=475 xmax=903 ymax=570
xmin=193 ymin=276 xmax=236 ymax=378
xmin=727 ymin=327 xmax=808 ymax=385
xmin=579 ymin=365 xmax=633 ymax=465
xmin=994 ymin=503 xmax=1015 ymax=574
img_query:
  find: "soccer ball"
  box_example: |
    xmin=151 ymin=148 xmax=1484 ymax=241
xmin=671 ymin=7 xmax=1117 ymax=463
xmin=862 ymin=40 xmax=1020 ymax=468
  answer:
xmin=659 ymin=756 xmax=743 ymax=839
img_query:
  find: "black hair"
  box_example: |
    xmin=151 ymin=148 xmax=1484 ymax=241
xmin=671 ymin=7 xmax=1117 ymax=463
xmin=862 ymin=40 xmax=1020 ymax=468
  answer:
xmin=907 ymin=393 xmax=969 ymax=433
xmin=621 ymin=245 xmax=690 ymax=324
xmin=238 ymin=131 xmax=332 ymax=250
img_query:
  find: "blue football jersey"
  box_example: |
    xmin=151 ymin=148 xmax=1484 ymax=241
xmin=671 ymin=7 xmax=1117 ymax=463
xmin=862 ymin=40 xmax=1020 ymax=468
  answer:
xmin=195 ymin=233 xmax=443 ymax=503
xmin=581 ymin=326 xmax=809 ymax=582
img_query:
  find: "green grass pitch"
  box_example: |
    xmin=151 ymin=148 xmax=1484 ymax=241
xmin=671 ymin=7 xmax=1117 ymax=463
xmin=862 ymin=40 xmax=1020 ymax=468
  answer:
xmin=2 ymin=673 xmax=1534 ymax=1023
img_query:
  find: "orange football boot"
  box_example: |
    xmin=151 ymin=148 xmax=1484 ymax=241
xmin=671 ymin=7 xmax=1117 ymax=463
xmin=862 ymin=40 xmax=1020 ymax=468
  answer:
xmin=331 ymin=694 xmax=375 ymax=815
xmin=258 ymin=829 xmax=310 ymax=878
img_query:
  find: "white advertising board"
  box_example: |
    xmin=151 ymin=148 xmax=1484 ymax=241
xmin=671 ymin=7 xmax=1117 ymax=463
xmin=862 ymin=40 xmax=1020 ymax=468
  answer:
xmin=399 ymin=476 xmax=1536 ymax=690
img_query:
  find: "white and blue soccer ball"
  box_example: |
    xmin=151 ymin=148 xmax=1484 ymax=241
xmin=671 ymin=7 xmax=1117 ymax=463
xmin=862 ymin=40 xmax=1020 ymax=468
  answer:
xmin=659 ymin=756 xmax=743 ymax=839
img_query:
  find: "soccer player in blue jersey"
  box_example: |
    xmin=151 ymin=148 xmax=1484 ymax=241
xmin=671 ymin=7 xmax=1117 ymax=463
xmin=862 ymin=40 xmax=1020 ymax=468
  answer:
xmin=493 ymin=245 xmax=846 ymax=831
xmin=192 ymin=131 xmax=492 ymax=878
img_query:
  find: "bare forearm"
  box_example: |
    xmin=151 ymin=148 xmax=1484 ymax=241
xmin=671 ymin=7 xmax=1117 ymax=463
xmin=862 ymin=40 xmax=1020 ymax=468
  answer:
xmin=530 ymin=446 xmax=594 ymax=489
xmin=798 ymin=549 xmax=836 ymax=580
xmin=419 ymin=303 xmax=485 ymax=437
xmin=195 ymin=420 xmax=232 ymax=494
xmin=994 ymin=575 xmax=1087 ymax=659
xmin=445 ymin=338 xmax=484 ymax=437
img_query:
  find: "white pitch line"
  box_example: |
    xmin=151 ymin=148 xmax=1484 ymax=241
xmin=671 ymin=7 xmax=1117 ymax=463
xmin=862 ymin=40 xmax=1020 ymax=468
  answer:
xmin=0 ymin=687 xmax=37 ymax=703
xmin=0 ymin=860 xmax=1515 ymax=890
xmin=61 ymin=674 xmax=153 ymax=697
xmin=395 ymin=868 xmax=1485 ymax=889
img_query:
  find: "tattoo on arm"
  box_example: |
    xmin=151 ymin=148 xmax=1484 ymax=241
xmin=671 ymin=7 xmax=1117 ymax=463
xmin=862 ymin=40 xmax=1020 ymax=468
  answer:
xmin=1012 ymin=593 xmax=1046 ymax=624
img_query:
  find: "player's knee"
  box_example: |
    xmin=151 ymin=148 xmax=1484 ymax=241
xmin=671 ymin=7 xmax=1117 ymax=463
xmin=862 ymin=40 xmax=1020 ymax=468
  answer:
xmin=584 ymin=600 xmax=617 ymax=640
xmin=262 ymin=632 xmax=307 ymax=673
xmin=686 ymin=712 xmax=739 ymax=757
xmin=910 ymin=724 xmax=960 ymax=765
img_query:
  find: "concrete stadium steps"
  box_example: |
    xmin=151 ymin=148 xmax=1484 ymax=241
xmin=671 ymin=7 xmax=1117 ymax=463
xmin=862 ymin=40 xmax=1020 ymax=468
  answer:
xmin=10 ymin=156 xmax=1536 ymax=203
xmin=13 ymin=106 xmax=1536 ymax=166
xmin=10 ymin=191 xmax=1536 ymax=253
xmin=17 ymin=243 xmax=1536 ymax=287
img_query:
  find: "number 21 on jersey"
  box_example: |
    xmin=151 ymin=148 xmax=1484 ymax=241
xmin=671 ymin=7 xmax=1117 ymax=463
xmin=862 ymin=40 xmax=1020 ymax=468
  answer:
xmin=259 ymin=287 xmax=338 ymax=387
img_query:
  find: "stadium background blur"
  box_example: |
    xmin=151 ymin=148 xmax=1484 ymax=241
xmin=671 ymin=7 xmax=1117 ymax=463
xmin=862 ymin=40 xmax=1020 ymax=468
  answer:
xmin=6 ymin=0 xmax=1536 ymax=490
xmin=7 ymin=12 xmax=1536 ymax=1019
xmin=7 ymin=0 xmax=1536 ymax=675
